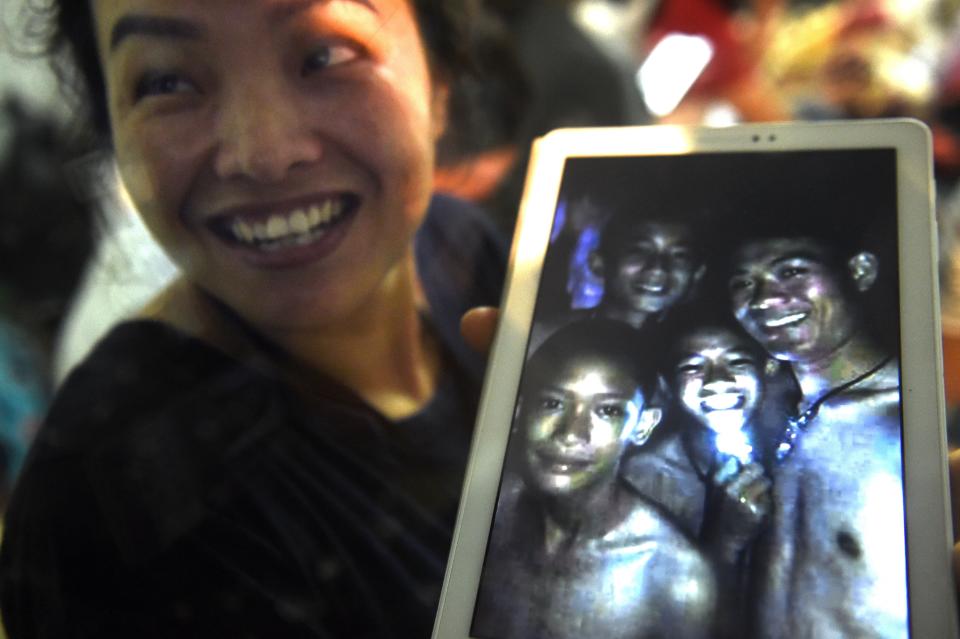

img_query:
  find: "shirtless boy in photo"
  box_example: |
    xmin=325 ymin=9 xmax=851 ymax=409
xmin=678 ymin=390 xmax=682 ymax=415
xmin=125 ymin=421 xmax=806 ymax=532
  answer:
xmin=729 ymin=236 xmax=907 ymax=638
xmin=621 ymin=318 xmax=777 ymax=637
xmin=595 ymin=214 xmax=705 ymax=330
xmin=472 ymin=319 xmax=716 ymax=639
xmin=528 ymin=211 xmax=705 ymax=352
xmin=623 ymin=318 xmax=775 ymax=545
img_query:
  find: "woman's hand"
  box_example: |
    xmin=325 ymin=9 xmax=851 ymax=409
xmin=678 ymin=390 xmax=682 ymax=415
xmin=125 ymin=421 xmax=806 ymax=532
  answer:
xmin=460 ymin=307 xmax=499 ymax=355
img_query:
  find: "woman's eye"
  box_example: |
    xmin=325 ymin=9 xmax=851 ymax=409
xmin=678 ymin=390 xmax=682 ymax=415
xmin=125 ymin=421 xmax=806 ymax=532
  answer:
xmin=729 ymin=277 xmax=753 ymax=292
xmin=728 ymin=357 xmax=755 ymax=369
xmin=134 ymin=72 xmax=195 ymax=101
xmin=302 ymin=44 xmax=359 ymax=76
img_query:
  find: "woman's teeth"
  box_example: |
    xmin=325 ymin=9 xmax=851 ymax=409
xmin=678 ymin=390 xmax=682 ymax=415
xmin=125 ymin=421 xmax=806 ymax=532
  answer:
xmin=228 ymin=199 xmax=344 ymax=248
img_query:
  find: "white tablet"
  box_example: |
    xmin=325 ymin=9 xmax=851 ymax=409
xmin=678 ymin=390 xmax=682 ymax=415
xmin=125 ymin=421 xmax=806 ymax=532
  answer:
xmin=434 ymin=120 xmax=956 ymax=639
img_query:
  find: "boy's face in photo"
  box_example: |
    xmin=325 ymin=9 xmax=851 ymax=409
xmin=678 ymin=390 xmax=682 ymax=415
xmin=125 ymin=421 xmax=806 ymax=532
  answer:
xmin=673 ymin=327 xmax=761 ymax=437
xmin=728 ymin=238 xmax=866 ymax=362
xmin=521 ymin=354 xmax=650 ymax=497
xmin=608 ymin=222 xmax=701 ymax=314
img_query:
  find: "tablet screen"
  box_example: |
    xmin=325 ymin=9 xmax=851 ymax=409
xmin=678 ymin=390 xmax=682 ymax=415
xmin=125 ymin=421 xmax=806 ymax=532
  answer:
xmin=470 ymin=149 xmax=908 ymax=638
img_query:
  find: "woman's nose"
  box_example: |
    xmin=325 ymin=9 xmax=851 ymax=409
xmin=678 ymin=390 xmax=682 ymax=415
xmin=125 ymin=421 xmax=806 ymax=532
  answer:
xmin=213 ymin=81 xmax=323 ymax=183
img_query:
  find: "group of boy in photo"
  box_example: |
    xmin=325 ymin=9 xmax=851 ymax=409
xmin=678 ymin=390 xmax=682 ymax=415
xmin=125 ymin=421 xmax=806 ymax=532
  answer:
xmin=473 ymin=160 xmax=908 ymax=639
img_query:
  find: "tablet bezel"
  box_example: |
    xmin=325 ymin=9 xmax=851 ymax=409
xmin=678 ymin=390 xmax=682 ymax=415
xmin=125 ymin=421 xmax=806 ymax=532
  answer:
xmin=433 ymin=119 xmax=956 ymax=639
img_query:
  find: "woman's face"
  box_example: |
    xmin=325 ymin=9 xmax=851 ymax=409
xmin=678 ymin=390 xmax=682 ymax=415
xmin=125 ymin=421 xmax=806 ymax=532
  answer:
xmin=92 ymin=0 xmax=446 ymax=330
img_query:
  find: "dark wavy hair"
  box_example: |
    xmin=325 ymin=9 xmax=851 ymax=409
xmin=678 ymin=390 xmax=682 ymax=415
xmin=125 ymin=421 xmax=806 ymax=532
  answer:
xmin=30 ymin=0 xmax=525 ymax=149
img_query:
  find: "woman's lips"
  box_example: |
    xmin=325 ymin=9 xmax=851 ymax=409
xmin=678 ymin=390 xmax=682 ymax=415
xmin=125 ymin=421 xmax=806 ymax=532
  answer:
xmin=206 ymin=193 xmax=360 ymax=268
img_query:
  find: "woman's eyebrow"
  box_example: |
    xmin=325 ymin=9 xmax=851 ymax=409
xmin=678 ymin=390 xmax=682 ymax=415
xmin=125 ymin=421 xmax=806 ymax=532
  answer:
xmin=110 ymin=14 xmax=205 ymax=52
xmin=108 ymin=0 xmax=378 ymax=53
xmin=269 ymin=0 xmax=379 ymax=22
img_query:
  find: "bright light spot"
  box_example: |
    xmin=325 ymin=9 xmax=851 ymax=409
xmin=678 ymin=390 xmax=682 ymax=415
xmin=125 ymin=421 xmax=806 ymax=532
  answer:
xmin=887 ymin=0 xmax=931 ymax=23
xmin=571 ymin=371 xmax=614 ymax=398
xmin=609 ymin=546 xmax=655 ymax=608
xmin=672 ymin=576 xmax=702 ymax=602
xmin=702 ymin=101 xmax=741 ymax=126
xmin=880 ymin=53 xmax=934 ymax=102
xmin=638 ymin=33 xmax=714 ymax=117
xmin=114 ymin=164 xmax=138 ymax=214
xmin=715 ymin=428 xmax=753 ymax=465
xmin=858 ymin=471 xmax=907 ymax=623
xmin=574 ymin=1 xmax=621 ymax=38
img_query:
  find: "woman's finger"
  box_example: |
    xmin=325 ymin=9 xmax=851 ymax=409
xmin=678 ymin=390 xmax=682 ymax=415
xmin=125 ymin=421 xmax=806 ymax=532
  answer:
xmin=460 ymin=307 xmax=500 ymax=356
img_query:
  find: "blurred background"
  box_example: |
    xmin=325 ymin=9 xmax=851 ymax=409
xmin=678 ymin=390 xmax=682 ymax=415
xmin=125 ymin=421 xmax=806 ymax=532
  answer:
xmin=2 ymin=0 xmax=960 ymax=510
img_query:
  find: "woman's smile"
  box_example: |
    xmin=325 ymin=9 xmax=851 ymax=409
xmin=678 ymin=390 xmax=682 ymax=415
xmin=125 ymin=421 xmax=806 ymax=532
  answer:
xmin=205 ymin=193 xmax=361 ymax=268
xmin=98 ymin=0 xmax=445 ymax=330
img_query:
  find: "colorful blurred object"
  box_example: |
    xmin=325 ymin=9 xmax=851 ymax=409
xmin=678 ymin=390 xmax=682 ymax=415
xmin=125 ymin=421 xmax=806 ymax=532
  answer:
xmin=0 ymin=320 xmax=46 ymax=502
xmin=765 ymin=0 xmax=940 ymax=119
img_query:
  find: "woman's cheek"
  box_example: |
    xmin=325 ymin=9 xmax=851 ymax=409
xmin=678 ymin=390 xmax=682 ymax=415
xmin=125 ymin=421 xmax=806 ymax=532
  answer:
xmin=126 ymin=106 xmax=217 ymax=200
xmin=114 ymin=140 xmax=201 ymax=273
xmin=116 ymin=144 xmax=174 ymax=223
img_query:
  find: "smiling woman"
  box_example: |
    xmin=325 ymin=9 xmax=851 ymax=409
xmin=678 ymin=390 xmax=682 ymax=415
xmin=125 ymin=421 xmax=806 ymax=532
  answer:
xmin=0 ymin=1 xmax=509 ymax=637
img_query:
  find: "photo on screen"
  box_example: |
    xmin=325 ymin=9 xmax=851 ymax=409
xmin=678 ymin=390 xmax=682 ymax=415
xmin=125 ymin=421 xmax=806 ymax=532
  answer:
xmin=469 ymin=149 xmax=908 ymax=639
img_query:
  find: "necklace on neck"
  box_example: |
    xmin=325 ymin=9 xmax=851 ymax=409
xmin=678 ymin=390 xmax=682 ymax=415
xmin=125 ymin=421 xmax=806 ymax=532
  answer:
xmin=775 ymin=354 xmax=893 ymax=462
